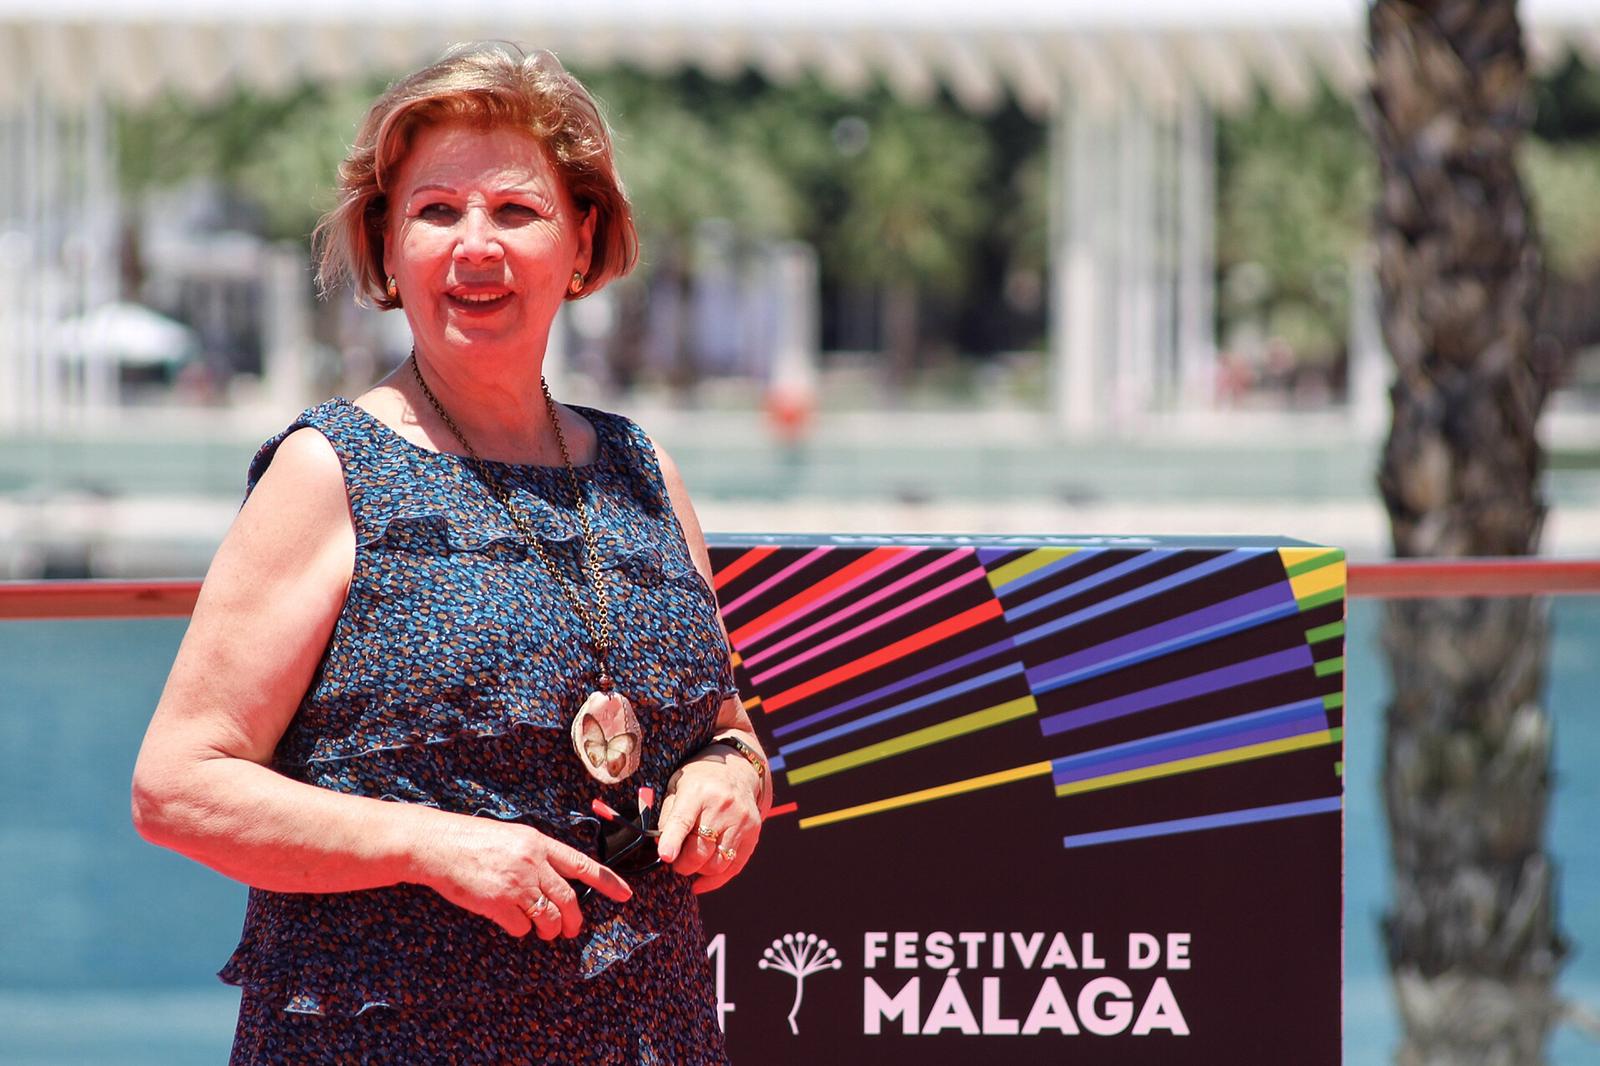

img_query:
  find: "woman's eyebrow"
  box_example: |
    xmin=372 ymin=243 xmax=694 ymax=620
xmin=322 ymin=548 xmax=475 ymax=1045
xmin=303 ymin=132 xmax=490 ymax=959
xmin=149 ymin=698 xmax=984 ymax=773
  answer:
xmin=407 ymin=182 xmax=552 ymax=200
xmin=406 ymin=183 xmax=458 ymax=198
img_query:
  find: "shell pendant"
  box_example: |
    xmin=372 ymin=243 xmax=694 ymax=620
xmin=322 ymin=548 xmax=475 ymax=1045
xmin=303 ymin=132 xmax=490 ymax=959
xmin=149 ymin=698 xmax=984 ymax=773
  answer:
xmin=571 ymin=687 xmax=642 ymax=783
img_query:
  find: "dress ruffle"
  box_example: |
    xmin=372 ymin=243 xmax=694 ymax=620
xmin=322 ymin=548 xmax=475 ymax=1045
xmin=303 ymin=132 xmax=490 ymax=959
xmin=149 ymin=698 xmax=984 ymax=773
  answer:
xmin=224 ymin=398 xmax=734 ymax=1043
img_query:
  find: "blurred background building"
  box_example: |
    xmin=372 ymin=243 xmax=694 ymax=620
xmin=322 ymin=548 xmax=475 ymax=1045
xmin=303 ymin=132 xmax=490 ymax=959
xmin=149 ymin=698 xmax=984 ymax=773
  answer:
xmin=5 ymin=5 xmax=1600 ymax=1066
xmin=0 ymin=0 xmax=1598 ymax=575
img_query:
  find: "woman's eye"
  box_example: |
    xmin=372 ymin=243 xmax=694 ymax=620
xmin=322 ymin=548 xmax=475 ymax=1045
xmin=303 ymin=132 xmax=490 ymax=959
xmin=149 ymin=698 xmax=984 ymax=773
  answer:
xmin=418 ymin=203 xmax=457 ymax=221
xmin=497 ymin=204 xmax=540 ymax=222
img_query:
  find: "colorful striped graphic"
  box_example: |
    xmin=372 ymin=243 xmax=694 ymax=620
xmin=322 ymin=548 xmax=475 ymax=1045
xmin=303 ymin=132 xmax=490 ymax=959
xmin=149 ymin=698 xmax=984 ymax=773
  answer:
xmin=713 ymin=537 xmax=1345 ymax=851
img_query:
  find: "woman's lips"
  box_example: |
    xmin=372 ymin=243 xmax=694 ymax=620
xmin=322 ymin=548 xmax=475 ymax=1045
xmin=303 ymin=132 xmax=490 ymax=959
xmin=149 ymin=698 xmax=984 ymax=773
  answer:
xmin=446 ymin=290 xmax=512 ymax=311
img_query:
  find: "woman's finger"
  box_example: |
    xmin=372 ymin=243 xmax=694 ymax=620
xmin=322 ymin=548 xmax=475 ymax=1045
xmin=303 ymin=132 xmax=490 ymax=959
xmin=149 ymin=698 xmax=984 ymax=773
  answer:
xmin=541 ymin=876 xmax=585 ymax=939
xmin=500 ymin=904 xmax=536 ymax=937
xmin=673 ymin=815 xmax=721 ymax=877
xmin=654 ymin=789 xmax=691 ymax=864
xmin=546 ymin=838 xmax=633 ymax=904
xmin=692 ymin=821 xmax=758 ymax=894
xmin=522 ymin=893 xmax=562 ymax=941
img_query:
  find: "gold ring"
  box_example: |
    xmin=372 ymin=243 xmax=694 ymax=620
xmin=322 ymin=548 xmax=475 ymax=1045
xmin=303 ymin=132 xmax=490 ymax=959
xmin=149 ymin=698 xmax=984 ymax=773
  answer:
xmin=525 ymin=896 xmax=551 ymax=921
xmin=696 ymin=824 xmax=717 ymax=840
xmin=717 ymin=845 xmax=737 ymax=862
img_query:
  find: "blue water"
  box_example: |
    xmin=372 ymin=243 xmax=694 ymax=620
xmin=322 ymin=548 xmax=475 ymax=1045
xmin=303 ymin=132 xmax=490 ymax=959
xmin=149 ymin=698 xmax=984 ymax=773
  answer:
xmin=2 ymin=601 xmax=1598 ymax=1063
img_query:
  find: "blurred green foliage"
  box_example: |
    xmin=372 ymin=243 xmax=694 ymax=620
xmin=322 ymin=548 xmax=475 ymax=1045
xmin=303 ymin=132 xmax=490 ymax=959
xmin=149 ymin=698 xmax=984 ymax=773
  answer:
xmin=117 ymin=81 xmax=374 ymax=239
xmin=1523 ymin=139 xmax=1600 ymax=277
xmin=112 ymin=52 xmax=1599 ymax=378
xmin=1215 ymin=84 xmax=1374 ymax=368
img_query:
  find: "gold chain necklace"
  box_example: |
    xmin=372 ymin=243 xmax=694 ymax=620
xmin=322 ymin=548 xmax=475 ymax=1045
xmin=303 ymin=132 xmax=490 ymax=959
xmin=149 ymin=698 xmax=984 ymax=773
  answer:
xmin=409 ymin=353 xmax=641 ymax=784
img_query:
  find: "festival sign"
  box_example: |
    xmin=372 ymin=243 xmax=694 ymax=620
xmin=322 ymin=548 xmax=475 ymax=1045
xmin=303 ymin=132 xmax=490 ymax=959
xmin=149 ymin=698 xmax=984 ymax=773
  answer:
xmin=698 ymin=533 xmax=1345 ymax=1065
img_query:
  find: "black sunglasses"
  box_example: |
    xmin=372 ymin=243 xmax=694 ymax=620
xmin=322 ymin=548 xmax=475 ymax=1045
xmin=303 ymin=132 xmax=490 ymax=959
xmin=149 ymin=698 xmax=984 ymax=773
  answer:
xmin=575 ymin=788 xmax=662 ymax=903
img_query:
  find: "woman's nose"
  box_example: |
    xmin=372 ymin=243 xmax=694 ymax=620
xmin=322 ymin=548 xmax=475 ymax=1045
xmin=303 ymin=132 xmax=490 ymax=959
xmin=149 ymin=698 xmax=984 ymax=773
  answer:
xmin=454 ymin=208 xmax=502 ymax=263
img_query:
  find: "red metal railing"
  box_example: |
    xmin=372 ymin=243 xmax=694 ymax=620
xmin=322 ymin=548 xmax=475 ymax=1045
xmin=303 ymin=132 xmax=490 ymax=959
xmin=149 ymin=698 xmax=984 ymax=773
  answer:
xmin=3 ymin=558 xmax=1599 ymax=620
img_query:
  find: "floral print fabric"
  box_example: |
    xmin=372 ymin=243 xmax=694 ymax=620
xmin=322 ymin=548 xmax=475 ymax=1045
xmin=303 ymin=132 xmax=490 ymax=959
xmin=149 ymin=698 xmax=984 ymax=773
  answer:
xmin=221 ymin=398 xmax=734 ymax=1063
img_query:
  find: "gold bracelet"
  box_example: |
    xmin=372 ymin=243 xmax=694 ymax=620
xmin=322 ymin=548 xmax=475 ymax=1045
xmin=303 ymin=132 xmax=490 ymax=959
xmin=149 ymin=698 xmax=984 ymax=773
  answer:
xmin=711 ymin=734 xmax=767 ymax=791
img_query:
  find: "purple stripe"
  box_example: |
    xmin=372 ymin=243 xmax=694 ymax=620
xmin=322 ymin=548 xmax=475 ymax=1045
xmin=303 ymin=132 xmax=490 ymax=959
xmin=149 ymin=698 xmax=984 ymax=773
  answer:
xmin=1038 ymin=645 xmax=1315 ymax=737
xmin=1050 ymin=697 xmax=1327 ymax=773
xmin=1052 ymin=715 xmax=1328 ymax=785
xmin=1027 ymin=584 xmax=1292 ymax=689
xmin=770 ymin=636 xmax=1017 ymax=738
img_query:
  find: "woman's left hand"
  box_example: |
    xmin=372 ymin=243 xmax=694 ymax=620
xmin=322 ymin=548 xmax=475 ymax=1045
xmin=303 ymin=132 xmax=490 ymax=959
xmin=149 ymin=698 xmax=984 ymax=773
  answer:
xmin=655 ymin=746 xmax=763 ymax=894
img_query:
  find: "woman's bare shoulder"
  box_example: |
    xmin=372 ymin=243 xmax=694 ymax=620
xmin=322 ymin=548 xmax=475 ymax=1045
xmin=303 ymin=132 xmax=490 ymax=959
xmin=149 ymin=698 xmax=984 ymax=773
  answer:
xmin=253 ymin=426 xmax=348 ymax=511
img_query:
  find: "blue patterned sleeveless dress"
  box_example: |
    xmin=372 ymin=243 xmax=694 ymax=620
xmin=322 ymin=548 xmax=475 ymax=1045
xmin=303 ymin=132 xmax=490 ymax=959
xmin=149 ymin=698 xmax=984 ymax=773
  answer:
xmin=221 ymin=398 xmax=735 ymax=1064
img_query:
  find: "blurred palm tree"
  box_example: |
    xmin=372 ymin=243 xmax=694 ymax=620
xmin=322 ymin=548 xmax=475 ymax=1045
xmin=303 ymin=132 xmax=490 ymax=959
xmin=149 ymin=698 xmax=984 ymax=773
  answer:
xmin=1369 ymin=1 xmax=1566 ymax=1062
xmin=825 ymin=99 xmax=990 ymax=393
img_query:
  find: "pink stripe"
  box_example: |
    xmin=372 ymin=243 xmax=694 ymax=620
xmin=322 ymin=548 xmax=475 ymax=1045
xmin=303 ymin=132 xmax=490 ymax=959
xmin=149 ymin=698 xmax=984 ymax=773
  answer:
xmin=737 ymin=549 xmax=924 ymax=653
xmin=744 ymin=548 xmax=968 ymax=669
xmin=719 ymin=546 xmax=834 ymax=617
xmin=750 ymin=560 xmax=986 ymax=685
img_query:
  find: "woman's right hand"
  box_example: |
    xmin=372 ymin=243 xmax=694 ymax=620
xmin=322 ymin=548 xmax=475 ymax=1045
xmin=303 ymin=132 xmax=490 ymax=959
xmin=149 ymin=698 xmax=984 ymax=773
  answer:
xmin=415 ymin=814 xmax=633 ymax=940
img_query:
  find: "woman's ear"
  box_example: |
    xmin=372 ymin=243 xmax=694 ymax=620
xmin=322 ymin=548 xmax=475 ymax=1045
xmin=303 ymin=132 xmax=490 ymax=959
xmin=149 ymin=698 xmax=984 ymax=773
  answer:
xmin=575 ymin=204 xmax=596 ymax=278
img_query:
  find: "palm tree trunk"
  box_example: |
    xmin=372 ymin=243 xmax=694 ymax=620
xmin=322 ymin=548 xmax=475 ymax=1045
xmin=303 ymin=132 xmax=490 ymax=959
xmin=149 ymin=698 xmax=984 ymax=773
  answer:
xmin=1369 ymin=1 xmax=1565 ymax=1062
xmin=882 ymin=281 xmax=919 ymax=398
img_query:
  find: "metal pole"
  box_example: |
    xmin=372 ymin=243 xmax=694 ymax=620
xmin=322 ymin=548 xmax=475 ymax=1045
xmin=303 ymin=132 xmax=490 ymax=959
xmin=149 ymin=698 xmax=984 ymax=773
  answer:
xmin=1176 ymin=93 xmax=1217 ymax=411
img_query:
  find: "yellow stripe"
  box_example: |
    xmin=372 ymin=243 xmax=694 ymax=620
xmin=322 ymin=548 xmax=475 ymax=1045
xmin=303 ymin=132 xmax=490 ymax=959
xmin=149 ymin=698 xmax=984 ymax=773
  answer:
xmin=1054 ymin=730 xmax=1341 ymax=797
xmin=741 ymin=695 xmax=762 ymax=711
xmin=785 ymin=696 xmax=1037 ymax=785
xmin=798 ymin=762 xmax=1054 ymax=829
xmin=1289 ymin=560 xmax=1347 ymax=602
xmin=1278 ymin=547 xmax=1338 ymax=571
xmin=729 ymin=652 xmax=744 ymax=669
xmin=987 ymin=548 xmax=1078 ymax=591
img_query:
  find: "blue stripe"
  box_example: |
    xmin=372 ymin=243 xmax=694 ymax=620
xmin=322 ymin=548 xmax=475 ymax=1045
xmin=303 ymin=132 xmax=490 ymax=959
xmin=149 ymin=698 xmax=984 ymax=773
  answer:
xmin=1029 ymin=600 xmax=1301 ymax=695
xmin=770 ymin=637 xmax=1016 ymax=739
xmin=1048 ymin=697 xmax=1328 ymax=775
xmin=1061 ymin=797 xmax=1342 ymax=849
xmin=994 ymin=549 xmax=1102 ymax=596
xmin=1038 ymin=645 xmax=1315 ymax=736
xmin=1013 ymin=549 xmax=1265 ymax=644
xmin=778 ymin=663 xmax=1025 ymax=757
xmin=1007 ymin=551 xmax=1170 ymax=621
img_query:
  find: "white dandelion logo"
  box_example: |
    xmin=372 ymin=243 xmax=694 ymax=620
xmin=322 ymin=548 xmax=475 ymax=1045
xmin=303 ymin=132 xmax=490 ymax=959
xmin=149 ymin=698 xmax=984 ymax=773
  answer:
xmin=758 ymin=931 xmax=842 ymax=1035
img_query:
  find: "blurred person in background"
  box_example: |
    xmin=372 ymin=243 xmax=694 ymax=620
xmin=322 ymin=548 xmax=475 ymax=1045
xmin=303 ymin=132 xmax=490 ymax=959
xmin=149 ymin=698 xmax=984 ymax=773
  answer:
xmin=131 ymin=43 xmax=769 ymax=1064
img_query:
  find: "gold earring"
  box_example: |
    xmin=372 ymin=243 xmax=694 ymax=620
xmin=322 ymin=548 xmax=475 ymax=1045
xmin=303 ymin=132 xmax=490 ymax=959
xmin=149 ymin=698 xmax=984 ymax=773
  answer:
xmin=568 ymin=271 xmax=584 ymax=296
xmin=386 ymin=275 xmax=399 ymax=301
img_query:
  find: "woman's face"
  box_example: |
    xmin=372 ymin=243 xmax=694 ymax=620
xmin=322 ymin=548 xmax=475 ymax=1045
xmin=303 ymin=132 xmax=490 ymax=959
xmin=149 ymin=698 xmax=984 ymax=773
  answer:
xmin=385 ymin=120 xmax=594 ymax=364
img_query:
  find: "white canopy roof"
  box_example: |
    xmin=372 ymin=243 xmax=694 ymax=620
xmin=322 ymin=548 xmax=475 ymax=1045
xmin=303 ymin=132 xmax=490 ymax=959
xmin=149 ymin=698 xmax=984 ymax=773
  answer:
xmin=3 ymin=1 xmax=1597 ymax=114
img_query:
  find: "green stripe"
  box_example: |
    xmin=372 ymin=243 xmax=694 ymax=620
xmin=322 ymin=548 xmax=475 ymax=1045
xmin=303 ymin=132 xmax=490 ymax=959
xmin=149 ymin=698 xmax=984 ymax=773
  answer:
xmin=987 ymin=549 xmax=1077 ymax=591
xmin=1304 ymin=620 xmax=1346 ymax=645
xmin=1329 ymin=726 xmax=1344 ymax=744
xmin=1323 ymin=692 xmax=1345 ymax=711
xmin=1298 ymin=587 xmax=1346 ymax=612
xmin=785 ymin=697 xmax=1038 ymax=785
xmin=1313 ymin=656 xmax=1345 ymax=678
xmin=1335 ymin=760 xmax=1344 ymax=777
xmin=1284 ymin=549 xmax=1345 ymax=578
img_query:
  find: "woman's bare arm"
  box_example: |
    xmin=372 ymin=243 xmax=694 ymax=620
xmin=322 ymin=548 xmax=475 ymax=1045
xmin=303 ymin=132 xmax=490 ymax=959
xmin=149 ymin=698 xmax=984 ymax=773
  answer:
xmin=648 ymin=437 xmax=769 ymax=891
xmin=131 ymin=427 xmax=627 ymax=936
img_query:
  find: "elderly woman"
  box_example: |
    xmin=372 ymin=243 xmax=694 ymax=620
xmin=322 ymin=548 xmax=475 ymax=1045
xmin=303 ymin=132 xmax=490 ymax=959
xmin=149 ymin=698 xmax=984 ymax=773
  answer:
xmin=131 ymin=44 xmax=768 ymax=1063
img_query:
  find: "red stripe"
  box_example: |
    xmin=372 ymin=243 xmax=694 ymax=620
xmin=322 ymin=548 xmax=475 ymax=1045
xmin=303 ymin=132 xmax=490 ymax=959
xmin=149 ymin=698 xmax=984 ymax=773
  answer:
xmin=763 ymin=599 xmax=1004 ymax=713
xmin=728 ymin=546 xmax=903 ymax=647
xmin=0 ymin=579 xmax=200 ymax=620
xmin=712 ymin=546 xmax=779 ymax=592
xmin=5 ymin=558 xmax=1599 ymax=622
xmin=764 ymin=802 xmax=799 ymax=820
xmin=1347 ymin=558 xmax=1600 ymax=599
